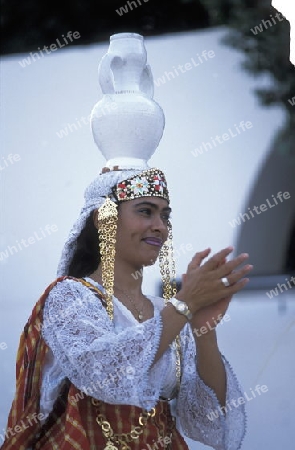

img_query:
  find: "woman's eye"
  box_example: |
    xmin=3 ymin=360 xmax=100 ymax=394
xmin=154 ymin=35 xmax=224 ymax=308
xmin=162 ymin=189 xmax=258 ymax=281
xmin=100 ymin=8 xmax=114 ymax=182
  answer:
xmin=138 ymin=209 xmax=170 ymax=221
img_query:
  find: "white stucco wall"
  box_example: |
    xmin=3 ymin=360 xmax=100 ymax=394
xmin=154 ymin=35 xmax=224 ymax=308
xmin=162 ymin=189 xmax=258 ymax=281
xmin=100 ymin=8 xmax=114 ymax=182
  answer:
xmin=1 ymin=27 xmax=294 ymax=450
xmin=1 ymin=27 xmax=292 ymax=298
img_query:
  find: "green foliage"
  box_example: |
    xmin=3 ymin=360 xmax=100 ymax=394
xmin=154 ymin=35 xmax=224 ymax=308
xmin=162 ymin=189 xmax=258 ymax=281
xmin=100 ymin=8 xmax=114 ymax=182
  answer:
xmin=200 ymin=0 xmax=295 ymax=156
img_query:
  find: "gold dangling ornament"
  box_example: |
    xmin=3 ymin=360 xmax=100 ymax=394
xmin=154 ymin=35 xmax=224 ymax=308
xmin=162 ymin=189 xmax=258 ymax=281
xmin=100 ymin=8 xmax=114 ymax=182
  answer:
xmin=159 ymin=220 xmax=177 ymax=301
xmin=104 ymin=443 xmax=118 ymax=450
xmin=159 ymin=220 xmax=182 ymax=394
xmin=97 ymin=196 xmax=118 ymax=320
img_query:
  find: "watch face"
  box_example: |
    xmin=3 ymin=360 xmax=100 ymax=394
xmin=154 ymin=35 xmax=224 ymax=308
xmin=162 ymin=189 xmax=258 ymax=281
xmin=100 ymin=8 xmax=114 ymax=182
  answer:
xmin=178 ymin=303 xmax=186 ymax=312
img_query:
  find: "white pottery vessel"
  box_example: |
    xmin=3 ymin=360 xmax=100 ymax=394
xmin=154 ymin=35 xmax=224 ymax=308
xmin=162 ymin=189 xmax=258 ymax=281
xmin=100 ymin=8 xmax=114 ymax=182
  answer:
xmin=91 ymin=32 xmax=165 ymax=169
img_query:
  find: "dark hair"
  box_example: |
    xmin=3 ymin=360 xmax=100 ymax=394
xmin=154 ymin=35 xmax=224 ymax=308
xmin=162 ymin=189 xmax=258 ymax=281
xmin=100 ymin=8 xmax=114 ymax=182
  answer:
xmin=68 ymin=210 xmax=101 ymax=278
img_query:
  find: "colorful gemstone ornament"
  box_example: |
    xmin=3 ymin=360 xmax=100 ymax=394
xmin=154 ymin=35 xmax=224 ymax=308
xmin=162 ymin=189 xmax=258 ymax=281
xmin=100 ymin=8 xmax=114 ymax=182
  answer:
xmin=112 ymin=168 xmax=169 ymax=203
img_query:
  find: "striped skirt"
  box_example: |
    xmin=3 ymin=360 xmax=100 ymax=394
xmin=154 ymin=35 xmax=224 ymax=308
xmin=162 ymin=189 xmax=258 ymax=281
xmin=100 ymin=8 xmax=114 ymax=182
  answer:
xmin=33 ymin=386 xmax=189 ymax=450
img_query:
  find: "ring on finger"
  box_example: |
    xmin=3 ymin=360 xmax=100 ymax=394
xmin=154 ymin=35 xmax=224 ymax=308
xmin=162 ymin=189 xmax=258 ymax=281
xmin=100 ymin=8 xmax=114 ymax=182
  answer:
xmin=221 ymin=277 xmax=230 ymax=287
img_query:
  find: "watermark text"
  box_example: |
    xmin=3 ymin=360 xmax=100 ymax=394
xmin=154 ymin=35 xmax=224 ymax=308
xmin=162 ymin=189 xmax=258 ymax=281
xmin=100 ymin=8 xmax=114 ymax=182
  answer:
xmin=192 ymin=313 xmax=230 ymax=338
xmin=228 ymin=191 xmax=290 ymax=228
xmin=0 ymin=224 xmax=58 ymax=262
xmin=155 ymin=50 xmax=215 ymax=87
xmin=207 ymin=384 xmax=269 ymax=421
xmin=18 ymin=31 xmax=81 ymax=68
xmin=250 ymin=12 xmax=285 ymax=35
xmin=0 ymin=412 xmax=46 ymax=444
xmin=191 ymin=121 xmax=253 ymax=157
xmin=116 ymin=0 xmax=150 ymax=17
xmin=0 ymin=153 xmax=21 ymax=171
xmin=56 ymin=103 xmax=118 ymax=139
xmin=266 ymin=276 xmax=295 ymax=298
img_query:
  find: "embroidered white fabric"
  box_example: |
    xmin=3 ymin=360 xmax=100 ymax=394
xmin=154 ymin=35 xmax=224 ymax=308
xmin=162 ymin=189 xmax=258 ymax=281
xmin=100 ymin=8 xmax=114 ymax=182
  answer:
xmin=176 ymin=333 xmax=247 ymax=450
xmin=41 ymin=277 xmax=246 ymax=450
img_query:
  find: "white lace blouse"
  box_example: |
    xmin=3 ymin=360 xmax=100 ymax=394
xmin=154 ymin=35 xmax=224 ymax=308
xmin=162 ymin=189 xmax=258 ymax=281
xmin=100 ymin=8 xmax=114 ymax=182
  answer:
xmin=41 ymin=277 xmax=246 ymax=450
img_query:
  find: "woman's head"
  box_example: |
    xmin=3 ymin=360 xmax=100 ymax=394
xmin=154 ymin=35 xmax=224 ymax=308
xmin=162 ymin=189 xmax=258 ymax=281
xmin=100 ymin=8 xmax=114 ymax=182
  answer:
xmin=99 ymin=196 xmax=170 ymax=269
xmin=62 ymin=167 xmax=172 ymax=280
xmin=68 ymin=195 xmax=171 ymax=278
xmin=115 ymin=196 xmax=171 ymax=268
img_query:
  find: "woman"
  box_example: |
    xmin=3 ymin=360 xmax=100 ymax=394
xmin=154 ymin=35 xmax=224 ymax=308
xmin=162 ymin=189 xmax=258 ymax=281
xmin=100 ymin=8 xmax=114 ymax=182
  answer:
xmin=2 ymin=167 xmax=252 ymax=450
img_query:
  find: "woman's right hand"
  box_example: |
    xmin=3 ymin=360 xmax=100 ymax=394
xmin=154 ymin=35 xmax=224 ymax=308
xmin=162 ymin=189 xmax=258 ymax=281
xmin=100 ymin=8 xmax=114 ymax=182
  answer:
xmin=175 ymin=246 xmax=252 ymax=315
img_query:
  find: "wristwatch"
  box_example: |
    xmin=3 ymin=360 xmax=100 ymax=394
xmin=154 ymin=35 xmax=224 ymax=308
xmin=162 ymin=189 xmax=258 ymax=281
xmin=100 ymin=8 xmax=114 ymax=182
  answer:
xmin=167 ymin=297 xmax=193 ymax=320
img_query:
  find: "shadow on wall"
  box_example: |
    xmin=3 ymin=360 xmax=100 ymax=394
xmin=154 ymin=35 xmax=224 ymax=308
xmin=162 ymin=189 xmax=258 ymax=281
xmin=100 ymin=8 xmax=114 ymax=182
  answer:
xmin=215 ymin=3 xmax=295 ymax=278
xmin=235 ymin=127 xmax=295 ymax=276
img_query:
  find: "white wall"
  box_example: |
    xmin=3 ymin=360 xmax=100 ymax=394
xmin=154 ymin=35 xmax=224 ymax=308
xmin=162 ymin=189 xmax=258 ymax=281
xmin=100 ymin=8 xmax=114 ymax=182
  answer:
xmin=1 ymin=27 xmax=292 ymax=298
xmin=0 ymin=27 xmax=294 ymax=449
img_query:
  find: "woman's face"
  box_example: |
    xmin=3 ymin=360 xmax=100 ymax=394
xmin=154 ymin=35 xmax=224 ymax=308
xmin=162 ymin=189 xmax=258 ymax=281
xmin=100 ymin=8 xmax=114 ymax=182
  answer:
xmin=115 ymin=196 xmax=171 ymax=268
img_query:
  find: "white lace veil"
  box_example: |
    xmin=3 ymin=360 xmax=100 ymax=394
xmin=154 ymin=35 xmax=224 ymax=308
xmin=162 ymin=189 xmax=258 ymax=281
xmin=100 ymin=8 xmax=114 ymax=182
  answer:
xmin=56 ymin=169 xmax=143 ymax=277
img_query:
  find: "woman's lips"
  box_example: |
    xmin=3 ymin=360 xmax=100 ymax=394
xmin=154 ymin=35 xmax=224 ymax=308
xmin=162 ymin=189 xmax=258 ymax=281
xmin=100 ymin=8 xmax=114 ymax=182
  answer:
xmin=142 ymin=238 xmax=163 ymax=247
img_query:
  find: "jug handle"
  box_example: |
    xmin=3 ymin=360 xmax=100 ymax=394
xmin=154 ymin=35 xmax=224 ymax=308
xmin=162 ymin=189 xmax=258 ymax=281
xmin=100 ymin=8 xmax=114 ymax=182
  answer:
xmin=98 ymin=53 xmax=116 ymax=94
xmin=140 ymin=64 xmax=154 ymax=98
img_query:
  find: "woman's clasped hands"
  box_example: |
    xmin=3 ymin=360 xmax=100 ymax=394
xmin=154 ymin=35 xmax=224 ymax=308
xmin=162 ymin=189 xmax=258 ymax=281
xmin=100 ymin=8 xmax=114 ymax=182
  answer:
xmin=176 ymin=246 xmax=253 ymax=331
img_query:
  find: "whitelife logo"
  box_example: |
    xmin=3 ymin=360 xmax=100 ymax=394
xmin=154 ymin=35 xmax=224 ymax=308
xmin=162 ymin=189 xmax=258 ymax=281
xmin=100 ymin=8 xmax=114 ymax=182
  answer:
xmin=69 ymin=366 xmax=136 ymax=404
xmin=192 ymin=313 xmax=230 ymax=338
xmin=191 ymin=120 xmax=253 ymax=157
xmin=18 ymin=31 xmax=81 ymax=68
xmin=266 ymin=277 xmax=295 ymax=299
xmin=206 ymin=384 xmax=269 ymax=421
xmin=0 ymin=224 xmax=58 ymax=262
xmin=250 ymin=12 xmax=285 ymax=35
xmin=56 ymin=102 xmax=118 ymax=139
xmin=0 ymin=153 xmax=21 ymax=171
xmin=116 ymin=0 xmax=149 ymax=16
xmin=154 ymin=50 xmax=215 ymax=87
xmin=0 ymin=413 xmax=47 ymax=444
xmin=228 ymin=191 xmax=291 ymax=228
xmin=142 ymin=436 xmax=172 ymax=450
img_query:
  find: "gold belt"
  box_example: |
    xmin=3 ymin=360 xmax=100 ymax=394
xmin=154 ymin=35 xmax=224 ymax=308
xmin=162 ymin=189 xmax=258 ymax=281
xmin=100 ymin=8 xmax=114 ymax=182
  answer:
xmin=91 ymin=398 xmax=174 ymax=450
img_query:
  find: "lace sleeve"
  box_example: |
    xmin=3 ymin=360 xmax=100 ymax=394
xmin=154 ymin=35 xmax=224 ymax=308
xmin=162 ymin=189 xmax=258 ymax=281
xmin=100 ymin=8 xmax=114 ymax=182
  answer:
xmin=176 ymin=326 xmax=246 ymax=450
xmin=41 ymin=278 xmax=169 ymax=411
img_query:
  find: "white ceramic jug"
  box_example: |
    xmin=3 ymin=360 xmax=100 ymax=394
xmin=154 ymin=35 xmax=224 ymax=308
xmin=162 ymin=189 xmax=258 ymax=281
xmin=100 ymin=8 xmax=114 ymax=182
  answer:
xmin=91 ymin=32 xmax=165 ymax=170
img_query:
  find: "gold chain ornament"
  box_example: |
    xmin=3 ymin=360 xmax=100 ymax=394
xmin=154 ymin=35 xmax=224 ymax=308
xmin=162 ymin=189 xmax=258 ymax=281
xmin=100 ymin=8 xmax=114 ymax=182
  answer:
xmin=97 ymin=197 xmax=118 ymax=319
xmin=159 ymin=220 xmax=182 ymax=393
xmin=96 ymin=202 xmax=182 ymax=448
xmin=92 ymin=399 xmax=156 ymax=449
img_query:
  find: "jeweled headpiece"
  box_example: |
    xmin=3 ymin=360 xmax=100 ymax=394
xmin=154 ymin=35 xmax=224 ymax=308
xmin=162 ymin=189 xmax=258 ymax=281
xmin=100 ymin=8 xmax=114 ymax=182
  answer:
xmin=56 ymin=33 xmax=176 ymax=318
xmin=112 ymin=168 xmax=169 ymax=202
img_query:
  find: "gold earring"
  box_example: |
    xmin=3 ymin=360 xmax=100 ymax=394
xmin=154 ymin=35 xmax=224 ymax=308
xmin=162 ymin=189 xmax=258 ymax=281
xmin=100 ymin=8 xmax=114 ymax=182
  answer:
xmin=159 ymin=220 xmax=177 ymax=302
xmin=97 ymin=197 xmax=118 ymax=319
